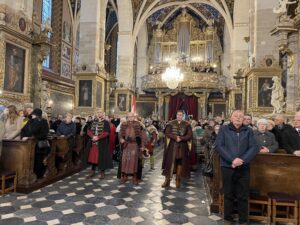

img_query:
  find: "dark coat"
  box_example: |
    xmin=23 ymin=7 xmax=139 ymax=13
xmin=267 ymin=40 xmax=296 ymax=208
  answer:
xmin=21 ymin=118 xmax=49 ymax=140
xmin=280 ymin=125 xmax=300 ymax=154
xmin=271 ymin=124 xmax=293 ymax=148
xmin=253 ymin=130 xmax=278 ymax=153
xmin=215 ymin=123 xmax=259 ymax=168
xmin=162 ymin=120 xmax=192 ymax=179
xmin=56 ymin=122 xmax=76 ymax=137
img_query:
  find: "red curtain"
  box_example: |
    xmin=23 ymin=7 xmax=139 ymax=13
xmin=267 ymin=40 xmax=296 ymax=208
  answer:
xmin=168 ymin=94 xmax=198 ymax=121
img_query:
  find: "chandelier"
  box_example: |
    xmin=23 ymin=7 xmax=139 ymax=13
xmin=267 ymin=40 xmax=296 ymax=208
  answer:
xmin=161 ymin=65 xmax=184 ymax=89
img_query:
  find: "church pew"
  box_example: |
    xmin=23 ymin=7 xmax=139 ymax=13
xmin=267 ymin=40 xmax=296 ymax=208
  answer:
xmin=55 ymin=136 xmax=74 ymax=171
xmin=209 ymin=152 xmax=300 ymax=213
xmin=0 ymin=138 xmax=37 ymax=187
xmin=0 ymin=136 xmax=83 ymax=193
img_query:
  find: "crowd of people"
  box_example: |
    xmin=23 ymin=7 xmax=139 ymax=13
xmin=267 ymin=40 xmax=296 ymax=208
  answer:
xmin=1 ymin=104 xmax=300 ymax=224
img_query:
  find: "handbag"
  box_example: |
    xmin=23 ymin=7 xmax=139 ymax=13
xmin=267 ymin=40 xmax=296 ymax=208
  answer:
xmin=37 ymin=140 xmax=50 ymax=149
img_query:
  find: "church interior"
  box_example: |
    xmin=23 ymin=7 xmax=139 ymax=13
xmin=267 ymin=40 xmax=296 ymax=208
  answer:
xmin=0 ymin=0 xmax=300 ymax=225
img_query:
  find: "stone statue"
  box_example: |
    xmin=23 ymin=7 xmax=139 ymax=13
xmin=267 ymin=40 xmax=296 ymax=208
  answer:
xmin=273 ymin=0 xmax=297 ymax=14
xmin=268 ymin=76 xmax=285 ymax=114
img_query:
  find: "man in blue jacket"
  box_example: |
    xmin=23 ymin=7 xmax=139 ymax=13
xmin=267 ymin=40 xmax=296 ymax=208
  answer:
xmin=215 ymin=110 xmax=259 ymax=225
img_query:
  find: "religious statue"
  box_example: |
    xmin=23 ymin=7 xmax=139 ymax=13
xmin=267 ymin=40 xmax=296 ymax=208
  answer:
xmin=273 ymin=0 xmax=297 ymax=14
xmin=268 ymin=76 xmax=285 ymax=114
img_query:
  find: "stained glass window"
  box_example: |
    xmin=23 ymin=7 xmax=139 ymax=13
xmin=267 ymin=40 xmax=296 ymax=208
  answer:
xmin=42 ymin=0 xmax=52 ymax=68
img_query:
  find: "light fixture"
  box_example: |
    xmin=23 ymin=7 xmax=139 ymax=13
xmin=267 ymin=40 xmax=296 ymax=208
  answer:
xmin=161 ymin=65 xmax=184 ymax=89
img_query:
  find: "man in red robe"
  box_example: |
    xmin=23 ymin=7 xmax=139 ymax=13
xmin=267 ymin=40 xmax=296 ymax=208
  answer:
xmin=86 ymin=111 xmax=113 ymax=179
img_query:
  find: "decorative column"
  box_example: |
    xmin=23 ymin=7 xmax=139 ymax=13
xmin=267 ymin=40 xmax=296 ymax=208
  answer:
xmin=31 ymin=29 xmax=51 ymax=109
xmin=271 ymin=12 xmax=297 ymax=113
xmin=286 ymin=32 xmax=299 ymax=113
xmin=164 ymin=96 xmax=170 ymax=121
xmin=158 ymin=93 xmax=164 ymax=120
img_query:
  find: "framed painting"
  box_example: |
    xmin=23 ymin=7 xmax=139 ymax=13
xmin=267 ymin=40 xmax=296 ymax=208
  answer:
xmin=96 ymin=81 xmax=103 ymax=108
xmin=234 ymin=93 xmax=242 ymax=110
xmin=79 ymin=80 xmax=92 ymax=107
xmin=50 ymin=91 xmax=74 ymax=116
xmin=117 ymin=94 xmax=127 ymax=112
xmin=257 ymin=77 xmax=273 ymax=107
xmin=4 ymin=43 xmax=26 ymax=93
xmin=136 ymin=102 xmax=155 ymax=118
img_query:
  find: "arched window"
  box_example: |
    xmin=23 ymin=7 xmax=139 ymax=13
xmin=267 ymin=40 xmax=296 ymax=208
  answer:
xmin=42 ymin=0 xmax=52 ymax=68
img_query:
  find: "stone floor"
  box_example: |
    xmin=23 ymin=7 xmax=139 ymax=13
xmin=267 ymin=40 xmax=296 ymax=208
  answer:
xmin=0 ymin=148 xmax=268 ymax=225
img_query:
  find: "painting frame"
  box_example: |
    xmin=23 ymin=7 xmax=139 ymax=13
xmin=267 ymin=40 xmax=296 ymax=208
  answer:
xmin=257 ymin=77 xmax=273 ymax=108
xmin=50 ymin=90 xmax=74 ymax=117
xmin=78 ymin=80 xmax=92 ymax=107
xmin=96 ymin=81 xmax=103 ymax=108
xmin=117 ymin=94 xmax=127 ymax=112
xmin=4 ymin=42 xmax=26 ymax=94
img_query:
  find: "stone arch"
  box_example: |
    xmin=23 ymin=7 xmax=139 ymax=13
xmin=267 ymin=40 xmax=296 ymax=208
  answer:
xmin=133 ymin=0 xmax=233 ymax=43
xmin=160 ymin=5 xmax=209 ymax=27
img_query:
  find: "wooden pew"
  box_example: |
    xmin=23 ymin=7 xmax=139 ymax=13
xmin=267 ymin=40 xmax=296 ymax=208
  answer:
xmin=55 ymin=136 xmax=73 ymax=172
xmin=0 ymin=136 xmax=83 ymax=193
xmin=0 ymin=139 xmax=37 ymax=187
xmin=208 ymin=152 xmax=300 ymax=213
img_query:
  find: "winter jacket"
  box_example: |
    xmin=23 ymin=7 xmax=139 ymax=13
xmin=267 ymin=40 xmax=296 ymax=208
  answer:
xmin=215 ymin=123 xmax=259 ymax=168
xmin=253 ymin=130 xmax=278 ymax=153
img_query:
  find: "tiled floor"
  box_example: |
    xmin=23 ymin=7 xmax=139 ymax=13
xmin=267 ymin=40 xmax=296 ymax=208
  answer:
xmin=0 ymin=147 xmax=265 ymax=225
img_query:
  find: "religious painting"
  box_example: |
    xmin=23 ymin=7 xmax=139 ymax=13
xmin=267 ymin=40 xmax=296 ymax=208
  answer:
xmin=62 ymin=21 xmax=72 ymax=44
xmin=4 ymin=43 xmax=26 ymax=93
xmin=96 ymin=81 xmax=103 ymax=108
xmin=213 ymin=103 xmax=226 ymax=117
xmin=234 ymin=93 xmax=242 ymax=110
xmin=136 ymin=102 xmax=155 ymax=118
xmin=19 ymin=18 xmax=26 ymax=32
xmin=117 ymin=94 xmax=127 ymax=112
xmin=50 ymin=91 xmax=74 ymax=116
xmin=62 ymin=43 xmax=71 ymax=60
xmin=79 ymin=80 xmax=92 ymax=107
xmin=61 ymin=61 xmax=71 ymax=79
xmin=258 ymin=77 xmax=273 ymax=107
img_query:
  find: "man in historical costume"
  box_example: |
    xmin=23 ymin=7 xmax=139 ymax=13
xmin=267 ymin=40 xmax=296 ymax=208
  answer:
xmin=143 ymin=118 xmax=158 ymax=170
xmin=86 ymin=111 xmax=113 ymax=179
xmin=119 ymin=112 xmax=142 ymax=185
xmin=161 ymin=110 xmax=192 ymax=188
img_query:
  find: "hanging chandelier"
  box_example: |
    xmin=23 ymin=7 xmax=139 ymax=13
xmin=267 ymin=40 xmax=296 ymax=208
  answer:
xmin=161 ymin=65 xmax=184 ymax=89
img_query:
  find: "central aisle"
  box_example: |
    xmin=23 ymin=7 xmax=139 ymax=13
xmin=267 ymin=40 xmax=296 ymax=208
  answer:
xmin=0 ymin=149 xmax=221 ymax=225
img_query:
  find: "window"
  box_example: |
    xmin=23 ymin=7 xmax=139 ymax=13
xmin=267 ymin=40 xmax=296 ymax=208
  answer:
xmin=42 ymin=0 xmax=52 ymax=68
